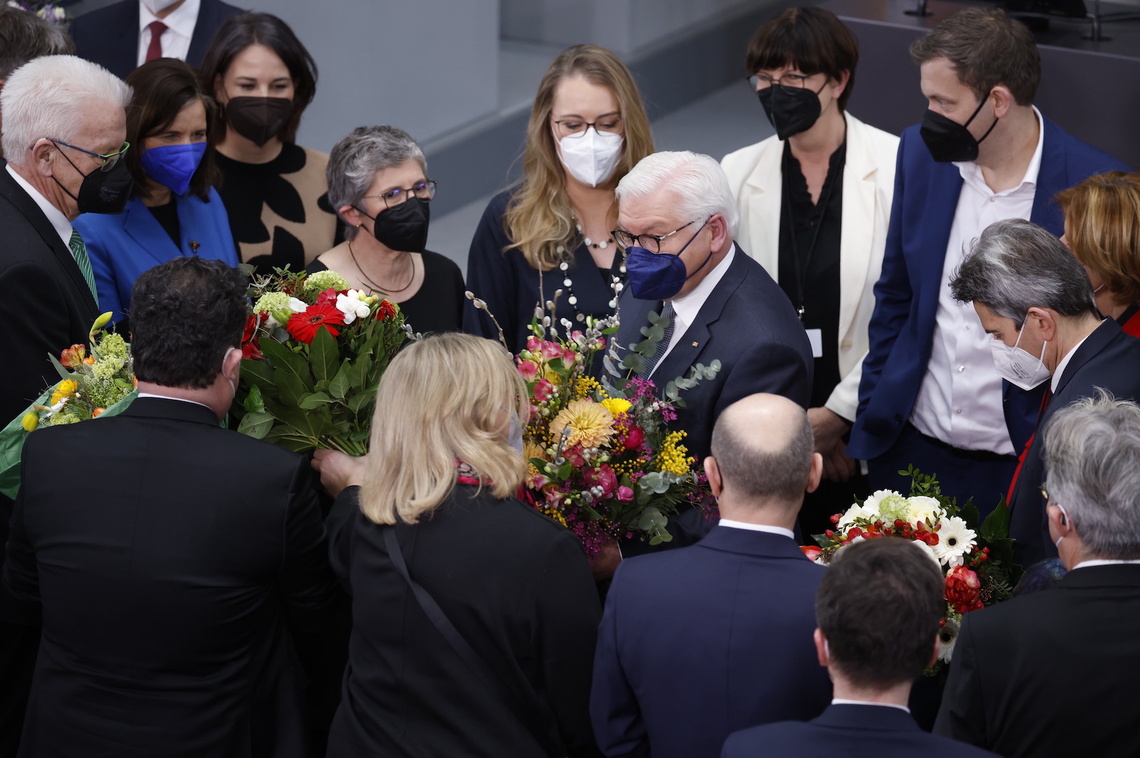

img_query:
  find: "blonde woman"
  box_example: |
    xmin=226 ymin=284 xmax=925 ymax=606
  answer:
xmin=463 ymin=44 xmax=654 ymax=352
xmin=312 ymin=333 xmax=601 ymax=758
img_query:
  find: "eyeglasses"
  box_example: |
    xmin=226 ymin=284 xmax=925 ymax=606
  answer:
xmin=747 ymin=72 xmax=815 ymax=93
xmin=364 ymin=180 xmax=438 ymax=209
xmin=49 ymin=139 xmax=130 ymax=172
xmin=553 ymin=114 xmax=623 ymax=140
xmin=611 ymin=218 xmax=702 ymax=254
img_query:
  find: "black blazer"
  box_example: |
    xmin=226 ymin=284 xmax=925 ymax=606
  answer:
xmin=935 ymin=564 xmax=1140 ymax=757
xmin=325 ymin=485 xmax=602 ymax=758
xmin=591 ymin=527 xmax=832 ymax=758
xmin=614 ymin=246 xmax=813 ymax=461
xmin=725 ymin=703 xmax=999 ymax=758
xmin=1008 ymin=319 xmax=1140 ymax=565
xmin=71 ymin=0 xmax=245 ymax=79
xmin=2 ymin=397 xmax=341 ymax=757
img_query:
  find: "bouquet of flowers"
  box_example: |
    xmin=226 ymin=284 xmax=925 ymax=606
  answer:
xmin=0 ymin=313 xmax=137 ymax=498
xmin=806 ymin=467 xmax=1021 ymax=672
xmin=513 ymin=313 xmax=714 ymax=557
xmin=230 ymin=268 xmax=407 ymax=455
xmin=5 ymin=1 xmax=69 ymax=23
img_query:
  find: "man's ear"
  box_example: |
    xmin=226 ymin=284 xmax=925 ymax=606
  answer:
xmin=704 ymin=456 xmax=723 ymax=498
xmin=806 ymin=452 xmax=823 ymax=494
xmin=990 ymin=85 xmax=1015 ymax=119
xmin=223 ymin=345 xmax=242 ymax=383
xmin=814 ymin=628 xmax=829 ymax=668
xmin=1026 ymin=306 xmax=1058 ymax=342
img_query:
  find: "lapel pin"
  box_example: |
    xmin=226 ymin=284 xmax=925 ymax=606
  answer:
xmin=691 ymin=341 xmax=699 ymax=347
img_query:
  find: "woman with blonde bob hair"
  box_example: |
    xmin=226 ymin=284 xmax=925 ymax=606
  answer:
xmin=314 ymin=333 xmax=602 ymax=758
xmin=464 ymin=44 xmax=654 ymax=352
xmin=1056 ymin=171 xmax=1140 ymax=338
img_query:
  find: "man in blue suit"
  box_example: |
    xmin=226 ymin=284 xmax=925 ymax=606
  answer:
xmin=613 ymin=150 xmax=813 ymax=463
xmin=591 ymin=393 xmax=832 ymax=758
xmin=848 ymin=8 xmax=1130 ymax=512
xmin=949 ymin=219 xmax=1140 ymax=566
xmin=723 ymin=538 xmax=998 ymax=758
xmin=71 ymin=0 xmax=243 ymax=80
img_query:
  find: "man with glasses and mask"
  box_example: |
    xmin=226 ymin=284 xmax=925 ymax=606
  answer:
xmin=848 ymin=8 xmax=1130 ymax=514
xmin=0 ymin=54 xmax=130 ymax=755
xmin=948 ymin=219 xmax=1140 ymax=567
xmin=936 ymin=391 xmax=1140 ymax=757
xmin=612 ymin=151 xmax=813 ymax=548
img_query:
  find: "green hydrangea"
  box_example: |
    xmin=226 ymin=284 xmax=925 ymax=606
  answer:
xmin=93 ymin=354 xmax=126 ymax=380
xmin=97 ymin=332 xmax=129 ymax=361
xmin=87 ymin=376 xmax=129 ymax=409
xmin=876 ymin=492 xmax=912 ymax=524
xmin=302 ymin=270 xmax=350 ymax=294
xmin=253 ymin=291 xmax=292 ymax=314
xmin=49 ymin=409 xmax=82 ymax=426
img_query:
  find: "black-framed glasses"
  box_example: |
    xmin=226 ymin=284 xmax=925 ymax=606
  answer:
xmin=611 ymin=218 xmax=702 ymax=254
xmin=364 ymin=180 xmax=438 ymax=209
xmin=49 ymin=139 xmax=130 ymax=172
xmin=747 ymin=72 xmax=815 ymax=93
xmin=553 ymin=114 xmax=623 ymax=140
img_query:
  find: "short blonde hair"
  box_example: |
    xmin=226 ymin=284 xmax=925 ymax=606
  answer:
xmin=359 ymin=333 xmax=528 ymax=525
xmin=1056 ymin=172 xmax=1140 ymax=308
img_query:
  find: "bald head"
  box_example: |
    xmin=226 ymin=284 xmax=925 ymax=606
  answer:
xmin=709 ymin=394 xmax=815 ymax=506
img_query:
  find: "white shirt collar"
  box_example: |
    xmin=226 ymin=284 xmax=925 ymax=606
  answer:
xmin=5 ymin=164 xmax=72 ymax=246
xmin=670 ymin=243 xmax=735 ymax=321
xmin=1051 ymin=323 xmax=1101 ymax=393
xmin=1073 ymin=559 xmax=1140 ymax=570
xmin=954 ymin=106 xmax=1045 ymax=195
xmin=137 ymin=391 xmax=214 ymax=412
xmin=832 ymin=699 xmax=911 ymax=713
xmin=139 ymin=0 xmax=200 ymax=40
xmin=717 ymin=519 xmax=795 ymax=540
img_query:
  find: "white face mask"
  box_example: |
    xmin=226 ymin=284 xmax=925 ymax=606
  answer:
xmin=989 ymin=321 xmax=1050 ymax=391
xmin=556 ymin=127 xmax=624 ymax=188
xmin=141 ymin=0 xmax=183 ymax=13
xmin=507 ymin=412 xmax=524 ymax=454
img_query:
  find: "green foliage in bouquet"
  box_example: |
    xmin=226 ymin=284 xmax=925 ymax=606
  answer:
xmin=230 ymin=268 xmax=407 ymax=455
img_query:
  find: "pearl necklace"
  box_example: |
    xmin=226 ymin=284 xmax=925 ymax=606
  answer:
xmin=540 ymin=247 xmax=626 ymax=326
xmin=575 ymin=222 xmax=614 ymax=250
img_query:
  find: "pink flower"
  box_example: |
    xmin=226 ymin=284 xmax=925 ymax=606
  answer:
xmin=518 ymin=361 xmax=539 ymax=381
xmin=539 ymin=340 xmax=562 ymax=361
xmin=587 ymin=465 xmax=617 ymax=498
xmin=617 ymin=485 xmax=635 ymax=502
xmin=534 ymin=378 xmax=555 ymax=402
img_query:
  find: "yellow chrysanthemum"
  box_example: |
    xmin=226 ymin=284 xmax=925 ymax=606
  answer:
xmin=549 ymin=399 xmax=614 ymax=449
xmin=50 ymin=379 xmax=78 ymax=406
xmin=600 ymin=397 xmax=631 ymax=417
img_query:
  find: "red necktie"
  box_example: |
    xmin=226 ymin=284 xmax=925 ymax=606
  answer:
xmin=1007 ymin=386 xmax=1053 ymax=505
xmin=145 ymin=21 xmax=167 ymax=62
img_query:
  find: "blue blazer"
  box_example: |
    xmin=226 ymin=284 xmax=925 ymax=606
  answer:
xmin=75 ymin=189 xmax=239 ymax=325
xmin=848 ymin=118 xmax=1130 ymax=461
xmin=70 ymin=0 xmax=245 ymax=80
xmin=1008 ymin=319 xmax=1140 ymax=565
xmin=723 ymin=703 xmax=1000 ymax=758
xmin=614 ymin=247 xmax=813 ymax=461
xmin=590 ymin=527 xmax=832 ymax=758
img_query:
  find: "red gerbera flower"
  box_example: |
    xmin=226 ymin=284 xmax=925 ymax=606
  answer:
xmin=375 ymin=299 xmax=398 ymax=321
xmin=286 ymin=302 xmax=346 ymax=344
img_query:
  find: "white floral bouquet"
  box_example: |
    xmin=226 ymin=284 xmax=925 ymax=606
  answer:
xmin=805 ymin=467 xmax=1020 ymax=671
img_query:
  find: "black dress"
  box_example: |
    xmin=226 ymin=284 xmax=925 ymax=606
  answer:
xmin=305 ymin=250 xmax=464 ymax=335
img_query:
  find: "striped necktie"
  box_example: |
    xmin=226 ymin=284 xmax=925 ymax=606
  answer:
xmin=69 ymin=230 xmax=98 ymax=304
xmin=645 ymin=301 xmax=675 ymax=377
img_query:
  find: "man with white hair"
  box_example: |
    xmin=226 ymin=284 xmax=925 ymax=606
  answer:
xmin=613 ymin=150 xmax=813 ymax=464
xmin=0 ymin=53 xmax=131 ymax=757
xmin=936 ymin=392 xmax=1140 ymax=757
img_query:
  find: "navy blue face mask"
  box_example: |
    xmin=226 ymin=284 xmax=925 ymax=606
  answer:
xmin=624 ymin=218 xmax=712 ymax=300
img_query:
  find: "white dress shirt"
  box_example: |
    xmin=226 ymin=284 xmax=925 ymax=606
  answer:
xmin=717 ymin=519 xmax=795 ymax=540
xmin=1050 ymin=327 xmax=1098 ymax=394
xmin=137 ymin=0 xmax=201 ymax=66
xmin=910 ymin=108 xmax=1046 ymax=455
xmin=650 ymin=244 xmax=736 ymax=375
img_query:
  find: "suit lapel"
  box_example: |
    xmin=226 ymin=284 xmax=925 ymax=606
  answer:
xmin=838 ymin=114 xmax=876 ymax=349
xmin=1052 ymin=319 xmax=1118 ymax=398
xmin=742 ymin=143 xmax=782 ymax=275
xmin=122 ymin=201 xmax=180 ymax=266
xmin=0 ymin=168 xmax=98 ymax=315
xmin=917 ymin=163 xmax=964 ymax=302
xmin=1029 ymin=116 xmax=1065 ymax=234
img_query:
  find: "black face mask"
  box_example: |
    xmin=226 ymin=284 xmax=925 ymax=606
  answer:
xmin=224 ymin=96 xmax=293 ymax=147
xmin=757 ymin=81 xmax=824 ymax=141
xmin=52 ymin=145 xmax=134 ymax=215
xmin=356 ymin=196 xmax=430 ymax=253
xmin=919 ymin=93 xmax=998 ymax=163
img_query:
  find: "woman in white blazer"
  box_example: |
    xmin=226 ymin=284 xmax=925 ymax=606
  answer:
xmin=722 ymin=7 xmax=898 ymax=533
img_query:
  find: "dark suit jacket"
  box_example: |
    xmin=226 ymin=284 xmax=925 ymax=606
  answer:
xmin=1009 ymin=319 xmax=1140 ymax=565
xmin=325 ymin=485 xmax=602 ymax=758
xmin=723 ymin=703 xmax=999 ymax=758
xmin=590 ymin=527 xmax=832 ymax=758
xmin=71 ymin=0 xmax=244 ymax=79
xmin=936 ymin=564 xmax=1140 ymax=757
xmin=849 ymin=118 xmax=1131 ymax=462
xmin=614 ymin=246 xmax=813 ymax=461
xmin=2 ymin=397 xmax=341 ymax=757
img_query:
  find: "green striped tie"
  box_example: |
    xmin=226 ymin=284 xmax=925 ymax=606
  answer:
xmin=69 ymin=230 xmax=98 ymax=305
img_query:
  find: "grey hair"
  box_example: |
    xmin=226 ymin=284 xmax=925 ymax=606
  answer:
xmin=950 ymin=218 xmax=1097 ymax=329
xmin=326 ymin=125 xmax=426 ymax=241
xmin=1043 ymin=390 xmax=1140 ymax=559
xmin=0 ymin=6 xmax=74 ymax=80
xmin=615 ymin=151 xmax=741 ymax=239
xmin=1 ymin=55 xmax=130 ymax=164
xmin=710 ymin=399 xmax=815 ymax=502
